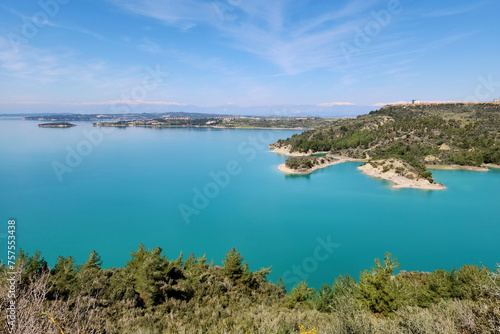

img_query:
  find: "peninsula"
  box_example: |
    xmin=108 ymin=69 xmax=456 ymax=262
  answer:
xmin=271 ymin=102 xmax=500 ymax=189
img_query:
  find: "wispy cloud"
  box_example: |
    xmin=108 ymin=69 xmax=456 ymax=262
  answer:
xmin=1 ymin=100 xmax=186 ymax=106
xmin=111 ymin=0 xmax=383 ymax=75
xmin=134 ymin=39 xmax=165 ymax=54
xmin=0 ymin=37 xmax=108 ymax=85
xmin=57 ymin=24 xmax=105 ymax=41
xmin=318 ymin=102 xmax=356 ymax=106
xmin=373 ymin=100 xmax=463 ymax=107
xmin=423 ymin=1 xmax=489 ymax=18
xmin=0 ymin=36 xmax=155 ymax=102
xmin=372 ymin=101 xmax=409 ymax=106
xmin=77 ymin=100 xmax=186 ymax=106
xmin=0 ymin=4 xmax=104 ymax=41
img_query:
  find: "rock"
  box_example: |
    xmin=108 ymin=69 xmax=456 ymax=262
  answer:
xmin=439 ymin=143 xmax=451 ymax=150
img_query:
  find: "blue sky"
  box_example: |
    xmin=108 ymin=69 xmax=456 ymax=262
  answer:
xmin=0 ymin=0 xmax=499 ymax=112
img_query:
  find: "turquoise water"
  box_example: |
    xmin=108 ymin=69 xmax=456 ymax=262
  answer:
xmin=1 ymin=120 xmax=499 ymax=289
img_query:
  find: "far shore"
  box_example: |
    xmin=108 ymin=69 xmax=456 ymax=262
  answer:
xmin=93 ymin=123 xmax=312 ymax=131
xmin=212 ymin=126 xmax=311 ymax=130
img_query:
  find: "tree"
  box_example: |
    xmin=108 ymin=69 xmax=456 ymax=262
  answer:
xmin=316 ymin=284 xmax=334 ymax=312
xmin=81 ymin=250 xmax=102 ymax=271
xmin=222 ymin=248 xmax=244 ymax=282
xmin=184 ymin=253 xmax=210 ymax=284
xmin=50 ymin=255 xmax=78 ymax=299
xmin=77 ymin=250 xmax=106 ymax=297
xmin=285 ymin=281 xmax=316 ymax=309
xmin=276 ymin=277 xmax=287 ymax=294
xmin=15 ymin=250 xmax=48 ymax=286
xmin=127 ymin=245 xmax=169 ymax=307
xmin=357 ymin=252 xmax=401 ymax=315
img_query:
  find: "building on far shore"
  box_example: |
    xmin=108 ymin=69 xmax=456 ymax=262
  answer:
xmin=412 ymin=99 xmax=421 ymax=104
xmin=494 ymin=98 xmax=500 ymax=102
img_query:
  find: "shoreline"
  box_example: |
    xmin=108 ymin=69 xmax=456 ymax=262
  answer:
xmin=426 ymin=164 xmax=490 ymax=172
xmin=212 ymin=126 xmax=311 ymax=130
xmin=270 ymin=146 xmax=366 ymax=174
xmin=93 ymin=124 xmax=311 ymax=131
xmin=271 ymin=147 xmax=498 ymax=189
xmin=269 ymin=146 xmax=330 ymax=157
xmin=277 ymin=158 xmax=350 ymax=175
xmin=485 ymin=163 xmax=500 ymax=169
xmin=358 ymin=164 xmax=447 ymax=190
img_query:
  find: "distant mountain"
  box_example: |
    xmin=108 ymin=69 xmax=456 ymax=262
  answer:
xmin=0 ymin=103 xmax=373 ymax=118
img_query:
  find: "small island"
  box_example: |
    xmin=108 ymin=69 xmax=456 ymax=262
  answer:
xmin=271 ymin=102 xmax=500 ymax=189
xmin=38 ymin=122 xmax=77 ymax=128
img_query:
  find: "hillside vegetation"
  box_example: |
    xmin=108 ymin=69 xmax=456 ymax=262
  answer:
xmin=94 ymin=117 xmax=335 ymax=129
xmin=271 ymin=103 xmax=500 ymax=180
xmin=1 ymin=247 xmax=499 ymax=333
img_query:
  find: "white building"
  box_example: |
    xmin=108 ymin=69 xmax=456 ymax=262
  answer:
xmin=412 ymin=99 xmax=421 ymax=104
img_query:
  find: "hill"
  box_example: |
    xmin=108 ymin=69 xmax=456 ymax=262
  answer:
xmin=270 ymin=103 xmax=500 ymax=185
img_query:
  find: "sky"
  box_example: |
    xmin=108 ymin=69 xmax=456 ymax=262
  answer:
xmin=0 ymin=0 xmax=499 ymax=114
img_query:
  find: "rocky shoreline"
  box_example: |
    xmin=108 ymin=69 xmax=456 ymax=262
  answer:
xmin=358 ymin=160 xmax=447 ymax=190
xmin=270 ymin=147 xmax=499 ymax=190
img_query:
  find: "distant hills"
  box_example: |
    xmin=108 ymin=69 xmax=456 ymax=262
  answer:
xmin=0 ymin=103 xmax=372 ymax=118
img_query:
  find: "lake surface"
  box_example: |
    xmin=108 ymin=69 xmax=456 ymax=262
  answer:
xmin=1 ymin=120 xmax=499 ymax=289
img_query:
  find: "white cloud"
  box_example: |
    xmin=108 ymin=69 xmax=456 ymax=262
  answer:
xmin=0 ymin=36 xmax=163 ymax=103
xmin=372 ymin=101 xmax=409 ymax=106
xmin=76 ymin=100 xmax=186 ymax=106
xmin=372 ymin=100 xmax=464 ymax=107
xmin=423 ymin=1 xmax=489 ymax=18
xmin=0 ymin=4 xmax=104 ymax=41
xmin=111 ymin=0 xmax=381 ymax=75
xmin=318 ymin=102 xmax=356 ymax=106
xmin=1 ymin=100 xmax=186 ymax=106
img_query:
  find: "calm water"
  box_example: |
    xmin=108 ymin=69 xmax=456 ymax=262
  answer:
xmin=1 ymin=120 xmax=499 ymax=289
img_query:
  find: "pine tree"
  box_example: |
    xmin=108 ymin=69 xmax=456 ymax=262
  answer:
xmin=128 ymin=245 xmax=169 ymax=307
xmin=51 ymin=255 xmax=78 ymax=299
xmin=276 ymin=277 xmax=287 ymax=294
xmin=357 ymin=252 xmax=401 ymax=315
xmin=81 ymin=250 xmax=102 ymax=271
xmin=222 ymin=248 xmax=244 ymax=282
xmin=285 ymin=281 xmax=316 ymax=309
xmin=77 ymin=250 xmax=105 ymax=297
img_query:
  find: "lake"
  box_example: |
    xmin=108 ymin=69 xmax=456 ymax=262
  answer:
xmin=1 ymin=120 xmax=499 ymax=289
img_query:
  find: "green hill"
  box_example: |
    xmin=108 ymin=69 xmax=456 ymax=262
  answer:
xmin=271 ymin=103 xmax=500 ymax=180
